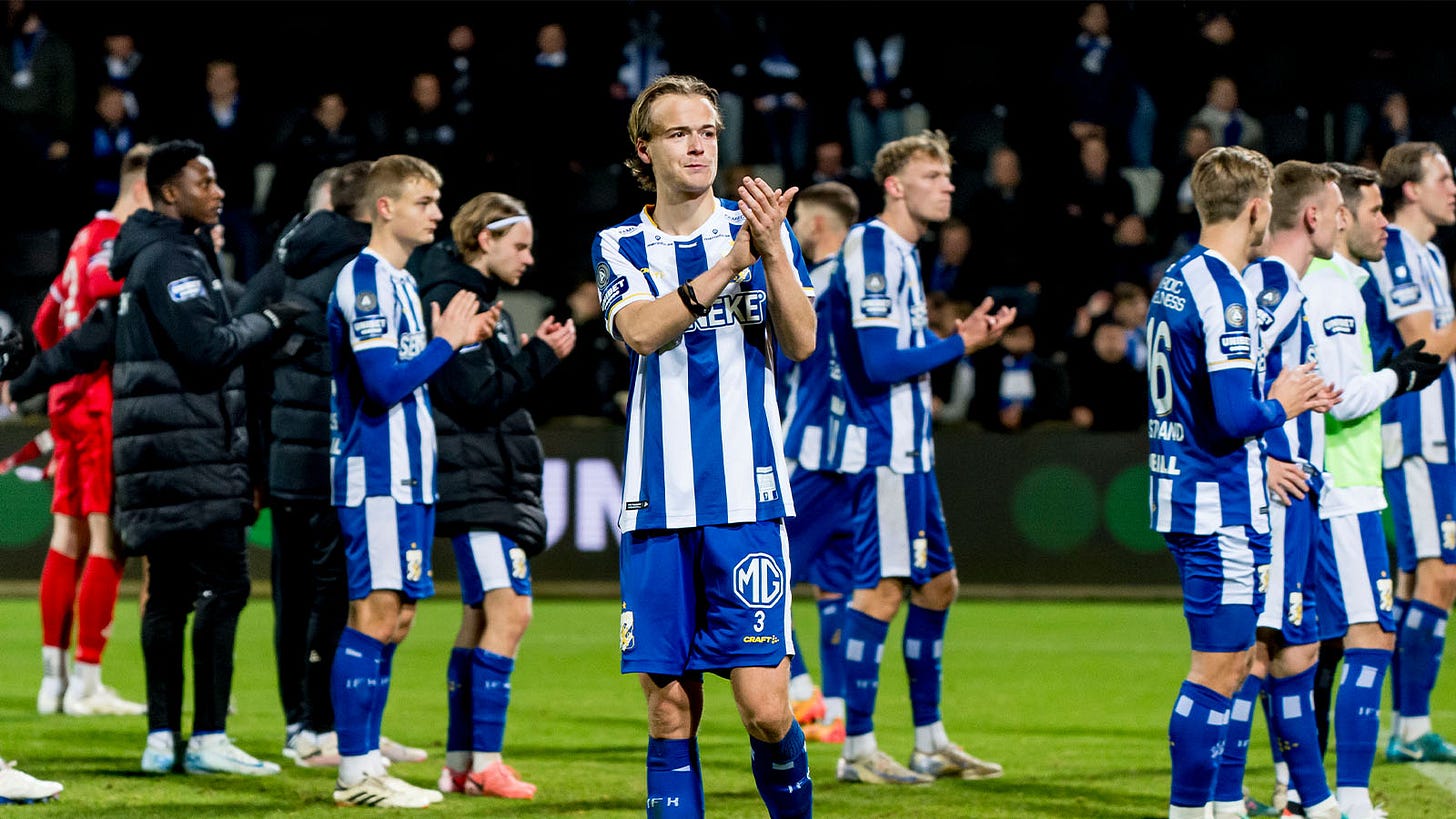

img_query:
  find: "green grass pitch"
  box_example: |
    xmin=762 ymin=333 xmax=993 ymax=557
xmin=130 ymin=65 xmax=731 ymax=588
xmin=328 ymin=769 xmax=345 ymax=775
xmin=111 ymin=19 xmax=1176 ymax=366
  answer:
xmin=0 ymin=595 xmax=1453 ymax=817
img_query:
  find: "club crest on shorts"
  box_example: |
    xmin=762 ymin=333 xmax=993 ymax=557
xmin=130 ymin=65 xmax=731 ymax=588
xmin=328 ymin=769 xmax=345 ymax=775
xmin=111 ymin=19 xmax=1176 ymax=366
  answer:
xmin=1287 ymin=592 xmax=1304 ymax=627
xmin=733 ymin=553 xmax=783 ymax=609
xmin=405 ymin=545 xmax=423 ymax=582
xmin=619 ymin=608 xmax=636 ymax=652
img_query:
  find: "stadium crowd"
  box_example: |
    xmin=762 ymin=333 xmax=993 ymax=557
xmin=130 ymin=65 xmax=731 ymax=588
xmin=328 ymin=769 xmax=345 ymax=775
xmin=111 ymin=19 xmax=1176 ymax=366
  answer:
xmin=7 ymin=1 xmax=1456 ymax=815
xmin=6 ymin=1 xmax=1456 ymax=435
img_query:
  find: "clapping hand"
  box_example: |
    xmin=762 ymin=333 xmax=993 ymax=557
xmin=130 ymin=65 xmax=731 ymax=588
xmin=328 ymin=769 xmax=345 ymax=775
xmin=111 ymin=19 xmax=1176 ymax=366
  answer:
xmin=955 ymin=297 xmax=1018 ymax=354
xmin=527 ymin=315 xmax=576 ymax=360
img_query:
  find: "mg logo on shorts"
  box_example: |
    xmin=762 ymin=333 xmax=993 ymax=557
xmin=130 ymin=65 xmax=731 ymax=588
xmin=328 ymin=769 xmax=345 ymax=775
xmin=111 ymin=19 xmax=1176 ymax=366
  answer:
xmin=733 ymin=553 xmax=784 ymax=609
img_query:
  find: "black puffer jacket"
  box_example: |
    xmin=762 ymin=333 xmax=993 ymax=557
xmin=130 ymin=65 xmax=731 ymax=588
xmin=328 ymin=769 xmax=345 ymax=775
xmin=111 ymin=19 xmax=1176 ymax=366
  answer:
xmin=413 ymin=240 xmax=560 ymax=555
xmin=110 ymin=209 xmax=275 ymax=548
xmin=266 ymin=211 xmax=370 ymax=500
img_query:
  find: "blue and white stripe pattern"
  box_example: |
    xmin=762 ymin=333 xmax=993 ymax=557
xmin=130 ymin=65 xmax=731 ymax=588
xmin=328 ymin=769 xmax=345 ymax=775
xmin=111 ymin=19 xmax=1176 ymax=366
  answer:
xmin=1363 ymin=224 xmax=1456 ymax=465
xmin=328 ymin=249 xmax=437 ymax=507
xmin=592 ymin=200 xmax=813 ymax=532
xmin=1148 ymin=245 xmax=1268 ymax=534
xmin=1245 ymin=256 xmax=1325 ymax=490
xmin=822 ymin=218 xmax=934 ymax=475
xmin=779 ymin=255 xmax=839 ymax=469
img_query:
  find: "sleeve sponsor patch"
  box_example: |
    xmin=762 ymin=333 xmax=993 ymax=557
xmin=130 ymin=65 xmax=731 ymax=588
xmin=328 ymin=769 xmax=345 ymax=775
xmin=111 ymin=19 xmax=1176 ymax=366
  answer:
xmin=352 ymin=315 xmax=388 ymax=340
xmin=601 ymin=276 xmax=629 ymax=314
xmin=1219 ymin=332 xmax=1251 ymax=358
xmin=860 ymin=294 xmax=892 ymax=318
xmin=167 ymin=276 xmax=206 ymax=303
xmin=1322 ymin=315 xmax=1357 ymax=335
xmin=1391 ymin=282 xmax=1421 ymax=307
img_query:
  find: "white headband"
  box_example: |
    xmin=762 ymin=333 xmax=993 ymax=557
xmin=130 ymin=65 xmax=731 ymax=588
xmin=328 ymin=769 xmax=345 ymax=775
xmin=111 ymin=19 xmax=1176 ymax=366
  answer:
xmin=486 ymin=215 xmax=530 ymax=231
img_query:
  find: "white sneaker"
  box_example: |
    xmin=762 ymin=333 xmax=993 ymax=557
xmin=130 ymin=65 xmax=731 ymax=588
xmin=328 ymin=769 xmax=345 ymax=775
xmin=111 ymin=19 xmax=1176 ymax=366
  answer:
xmin=36 ymin=685 xmax=62 ymax=716
xmin=64 ymin=684 xmax=147 ymax=716
xmin=293 ymin=731 xmax=341 ymax=768
xmin=184 ymin=734 xmax=281 ymax=776
xmin=908 ymin=743 xmax=1004 ymax=780
xmin=0 ymin=760 xmax=62 ymax=804
xmin=379 ymin=736 xmax=428 ymax=763
xmin=334 ymin=774 xmax=433 ymax=809
xmin=836 ymin=750 xmax=935 ymax=785
xmin=381 ymin=775 xmax=443 ymax=804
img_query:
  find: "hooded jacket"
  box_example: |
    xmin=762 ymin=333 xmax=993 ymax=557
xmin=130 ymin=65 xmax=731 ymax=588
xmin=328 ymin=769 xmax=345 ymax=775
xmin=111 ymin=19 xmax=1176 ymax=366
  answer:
xmin=109 ymin=208 xmax=274 ymax=548
xmin=413 ymin=240 xmax=559 ymax=555
xmin=266 ymin=210 xmax=371 ymax=500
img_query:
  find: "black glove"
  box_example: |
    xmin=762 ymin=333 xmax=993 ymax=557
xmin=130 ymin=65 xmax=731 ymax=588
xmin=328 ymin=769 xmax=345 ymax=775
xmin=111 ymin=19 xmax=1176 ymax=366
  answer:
xmin=1384 ymin=338 xmax=1444 ymax=397
xmin=0 ymin=329 xmax=34 ymax=381
xmin=261 ymin=299 xmax=310 ymax=332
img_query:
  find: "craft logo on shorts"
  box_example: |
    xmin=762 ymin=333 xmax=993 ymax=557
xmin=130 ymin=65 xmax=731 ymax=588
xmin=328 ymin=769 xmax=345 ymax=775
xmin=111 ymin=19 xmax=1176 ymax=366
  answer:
xmin=733 ymin=553 xmax=783 ymax=609
xmin=619 ymin=607 xmax=635 ymax=653
xmin=405 ymin=545 xmax=423 ymax=582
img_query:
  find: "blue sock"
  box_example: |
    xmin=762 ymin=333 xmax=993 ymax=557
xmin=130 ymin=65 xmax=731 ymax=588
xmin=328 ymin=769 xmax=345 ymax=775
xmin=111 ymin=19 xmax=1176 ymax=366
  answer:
xmin=1399 ymin=599 xmax=1447 ymax=720
xmin=788 ymin=628 xmax=810 ymax=681
xmin=750 ymin=722 xmax=812 ymax=819
xmin=471 ymin=648 xmax=514 ymax=753
xmin=902 ymin=605 xmax=947 ymax=727
xmin=646 ymin=737 xmax=703 ymax=818
xmin=331 ymin=628 xmax=384 ymax=757
xmin=1213 ymin=674 xmax=1263 ymax=803
xmin=373 ymin=641 xmax=397 ymax=749
xmin=843 ymin=609 xmax=889 ymax=738
xmin=1335 ymin=647 xmax=1391 ymax=788
xmin=1260 ymin=677 xmax=1285 ymax=768
xmin=1168 ymin=680 xmax=1231 ymax=809
xmin=817 ymin=598 xmax=846 ymax=702
xmin=1390 ymin=598 xmax=1408 ymax=716
xmin=1270 ymin=666 xmax=1332 ymax=807
xmin=446 ymin=647 xmax=473 ymax=754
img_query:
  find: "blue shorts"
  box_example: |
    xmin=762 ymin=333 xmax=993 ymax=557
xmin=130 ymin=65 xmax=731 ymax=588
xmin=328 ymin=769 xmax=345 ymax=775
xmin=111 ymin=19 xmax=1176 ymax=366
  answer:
xmin=783 ymin=467 xmax=859 ymax=593
xmin=846 ymin=467 xmax=955 ymax=590
xmin=451 ymin=531 xmax=532 ymax=605
xmin=1320 ymin=510 xmax=1395 ymax=638
xmin=1165 ymin=525 xmax=1269 ymax=653
xmin=337 ymin=497 xmax=435 ymax=602
xmin=1384 ymin=457 xmax=1456 ymax=572
xmin=1258 ymin=492 xmax=1327 ymax=646
xmin=619 ymin=521 xmax=793 ymax=677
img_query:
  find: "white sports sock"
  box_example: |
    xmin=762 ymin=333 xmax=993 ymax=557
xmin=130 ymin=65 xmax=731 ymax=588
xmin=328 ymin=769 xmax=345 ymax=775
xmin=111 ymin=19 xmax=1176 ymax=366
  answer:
xmin=1401 ymin=715 xmax=1432 ymax=742
xmin=368 ymin=750 xmax=388 ymax=776
xmin=843 ymin=732 xmax=877 ymax=760
xmin=1274 ymin=761 xmax=1290 ymax=786
xmin=39 ymin=646 xmax=66 ymax=694
xmin=1212 ymin=799 xmax=1246 ymax=819
xmin=788 ymin=674 xmax=815 ymax=702
xmin=914 ymin=721 xmax=950 ymax=753
xmin=1168 ymin=805 xmax=1207 ymax=819
xmin=445 ymin=751 xmax=471 ymax=773
xmin=71 ymin=661 xmax=100 ymax=695
xmin=338 ymin=754 xmax=371 ymax=787
xmin=1336 ymin=786 xmax=1372 ymax=819
xmin=471 ymin=751 xmax=502 ymax=773
xmin=823 ymin=696 xmax=846 ymax=722
xmin=1303 ymin=796 xmax=1340 ymax=819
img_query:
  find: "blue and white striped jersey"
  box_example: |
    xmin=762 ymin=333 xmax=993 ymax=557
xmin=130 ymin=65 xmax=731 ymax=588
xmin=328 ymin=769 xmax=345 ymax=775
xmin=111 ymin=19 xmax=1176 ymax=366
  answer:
xmin=779 ymin=255 xmax=839 ymax=470
xmin=1245 ymin=256 xmax=1325 ymax=491
xmin=328 ymin=249 xmax=438 ymax=507
xmin=1147 ymin=245 xmax=1269 ymax=534
xmin=1362 ymin=224 xmax=1456 ymax=465
xmin=592 ymin=200 xmax=814 ymax=532
xmin=822 ymin=218 xmax=935 ymax=474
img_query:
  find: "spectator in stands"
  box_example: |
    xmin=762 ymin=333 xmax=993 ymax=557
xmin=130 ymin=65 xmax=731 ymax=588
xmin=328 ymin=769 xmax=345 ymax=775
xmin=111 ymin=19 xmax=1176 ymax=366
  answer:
xmin=967 ymin=318 xmax=1071 ymax=433
xmin=743 ymin=12 xmax=812 ymax=184
xmin=1068 ymin=282 xmax=1148 ymax=432
xmin=845 ymin=28 xmax=929 ymax=175
xmin=1189 ymin=76 xmax=1264 ymax=153
xmin=805 ymin=139 xmax=877 ymax=215
xmin=925 ymin=216 xmax=973 ymax=299
xmin=74 ymin=84 xmax=145 ymax=218
xmin=264 ymin=89 xmax=384 ymax=250
xmin=95 ymin=32 xmax=152 ymax=127
xmin=1054 ymin=3 xmax=1138 ymax=167
xmin=0 ymin=0 xmax=75 ymax=241
xmin=967 ymin=145 xmax=1044 ymax=313
xmin=187 ymin=58 xmax=266 ymax=281
xmin=389 ymin=72 xmax=465 ymax=209
xmin=1156 ymin=122 xmax=1215 ymax=258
